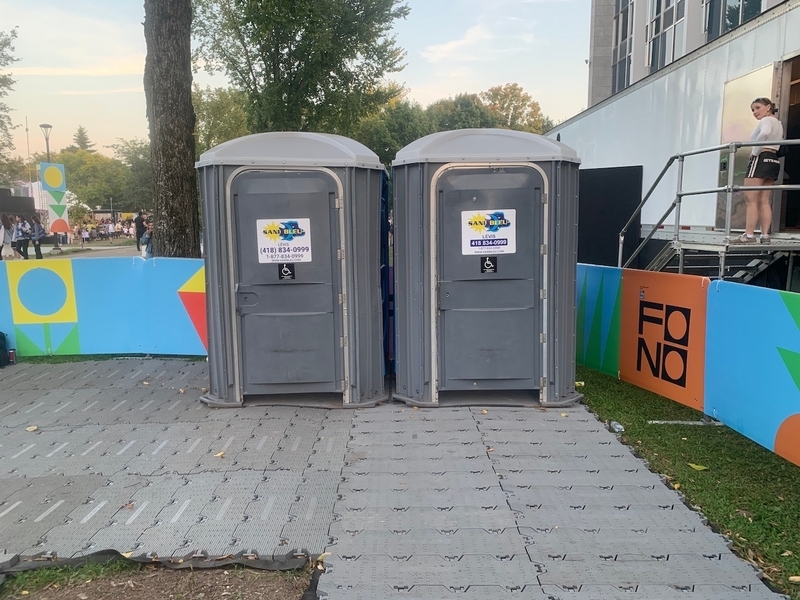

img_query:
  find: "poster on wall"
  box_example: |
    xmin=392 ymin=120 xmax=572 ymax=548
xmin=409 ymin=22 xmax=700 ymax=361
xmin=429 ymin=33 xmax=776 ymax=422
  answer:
xmin=619 ymin=270 xmax=708 ymax=411
xmin=461 ymin=209 xmax=517 ymax=255
xmin=256 ymin=218 xmax=312 ymax=264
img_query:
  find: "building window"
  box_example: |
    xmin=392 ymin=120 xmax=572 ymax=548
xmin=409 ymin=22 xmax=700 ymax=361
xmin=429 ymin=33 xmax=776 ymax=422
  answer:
xmin=704 ymin=0 xmax=761 ymax=41
xmin=612 ymin=0 xmax=634 ymax=93
xmin=647 ymin=0 xmax=687 ymax=74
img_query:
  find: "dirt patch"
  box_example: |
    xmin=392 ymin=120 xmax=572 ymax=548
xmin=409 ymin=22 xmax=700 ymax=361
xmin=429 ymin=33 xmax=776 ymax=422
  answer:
xmin=2 ymin=565 xmax=312 ymax=600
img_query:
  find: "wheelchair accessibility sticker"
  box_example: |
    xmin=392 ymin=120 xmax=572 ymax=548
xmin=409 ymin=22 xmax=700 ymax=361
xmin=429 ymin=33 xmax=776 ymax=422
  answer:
xmin=257 ymin=218 xmax=312 ymax=263
xmin=461 ymin=210 xmax=517 ymax=255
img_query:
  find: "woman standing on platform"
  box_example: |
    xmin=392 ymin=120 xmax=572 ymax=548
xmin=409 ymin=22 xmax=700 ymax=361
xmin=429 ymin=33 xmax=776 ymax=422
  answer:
xmin=733 ymin=97 xmax=784 ymax=244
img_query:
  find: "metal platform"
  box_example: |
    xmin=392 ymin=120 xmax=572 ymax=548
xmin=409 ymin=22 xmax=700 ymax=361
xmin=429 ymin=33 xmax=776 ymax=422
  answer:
xmin=0 ymin=359 xmax=785 ymax=599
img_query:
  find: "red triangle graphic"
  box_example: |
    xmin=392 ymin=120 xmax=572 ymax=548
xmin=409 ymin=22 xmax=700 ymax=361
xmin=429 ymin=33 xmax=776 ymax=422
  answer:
xmin=178 ymin=290 xmax=208 ymax=352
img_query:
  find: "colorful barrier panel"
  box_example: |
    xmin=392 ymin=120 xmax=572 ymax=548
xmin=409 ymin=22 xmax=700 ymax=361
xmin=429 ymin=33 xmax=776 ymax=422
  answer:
xmin=619 ymin=270 xmax=709 ymax=412
xmin=0 ymin=258 xmax=207 ymax=357
xmin=577 ymin=264 xmax=799 ymax=469
xmin=705 ymin=281 xmax=800 ymax=467
xmin=576 ymin=264 xmax=621 ymax=377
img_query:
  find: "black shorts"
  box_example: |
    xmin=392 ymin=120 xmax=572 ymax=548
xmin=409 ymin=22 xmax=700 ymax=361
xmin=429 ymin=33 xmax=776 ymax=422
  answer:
xmin=747 ymin=151 xmax=781 ymax=180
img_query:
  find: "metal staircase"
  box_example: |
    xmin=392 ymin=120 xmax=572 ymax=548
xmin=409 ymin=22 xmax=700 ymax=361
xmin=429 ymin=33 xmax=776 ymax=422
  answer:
xmin=619 ymin=139 xmax=800 ymax=287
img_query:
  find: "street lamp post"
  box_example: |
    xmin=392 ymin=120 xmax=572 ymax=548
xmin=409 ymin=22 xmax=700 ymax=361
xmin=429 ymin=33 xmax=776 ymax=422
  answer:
xmin=38 ymin=123 xmax=61 ymax=252
xmin=39 ymin=123 xmax=52 ymax=162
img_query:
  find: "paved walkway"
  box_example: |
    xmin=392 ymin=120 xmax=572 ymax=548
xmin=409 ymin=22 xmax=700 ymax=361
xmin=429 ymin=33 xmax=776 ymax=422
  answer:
xmin=0 ymin=359 xmax=782 ymax=599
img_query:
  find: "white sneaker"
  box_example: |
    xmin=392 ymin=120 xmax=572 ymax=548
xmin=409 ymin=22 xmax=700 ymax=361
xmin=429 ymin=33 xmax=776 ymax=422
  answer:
xmin=731 ymin=233 xmax=756 ymax=244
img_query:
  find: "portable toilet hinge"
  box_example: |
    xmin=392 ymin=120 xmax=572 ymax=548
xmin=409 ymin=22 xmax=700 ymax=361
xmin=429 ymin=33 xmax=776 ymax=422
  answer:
xmin=540 ymin=289 xmax=547 ymax=300
xmin=338 ymin=293 xmax=344 ymax=305
xmin=540 ymin=376 xmax=547 ymax=389
xmin=340 ymin=336 xmax=348 ymax=347
xmin=540 ymin=244 xmax=548 ymax=255
xmin=542 ymin=193 xmax=548 ymax=204
xmin=540 ymin=333 xmax=547 ymax=343
xmin=337 ymin=248 xmax=345 ymax=260
xmin=335 ymin=197 xmax=342 ymax=209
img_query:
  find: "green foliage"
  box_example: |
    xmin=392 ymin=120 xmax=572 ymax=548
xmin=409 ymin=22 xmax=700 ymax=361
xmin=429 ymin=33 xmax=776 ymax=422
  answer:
xmin=0 ymin=558 xmax=142 ymax=597
xmin=426 ymin=93 xmax=504 ymax=132
xmin=192 ymin=85 xmax=251 ymax=156
xmin=0 ymin=27 xmax=19 ymax=186
xmin=110 ymin=138 xmax=153 ymax=212
xmin=70 ymin=125 xmax=96 ymax=152
xmin=52 ymin=149 xmax=128 ymax=212
xmin=193 ymin=0 xmax=410 ymax=134
xmin=352 ymin=95 xmax=432 ymax=166
xmin=480 ymin=83 xmax=554 ymax=134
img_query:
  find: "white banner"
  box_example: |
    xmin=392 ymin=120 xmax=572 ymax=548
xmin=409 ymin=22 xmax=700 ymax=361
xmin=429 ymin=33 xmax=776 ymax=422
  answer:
xmin=461 ymin=209 xmax=517 ymax=255
xmin=256 ymin=218 xmax=312 ymax=263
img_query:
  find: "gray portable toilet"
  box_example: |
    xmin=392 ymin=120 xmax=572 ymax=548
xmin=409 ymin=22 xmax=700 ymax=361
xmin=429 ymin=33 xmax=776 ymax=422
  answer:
xmin=392 ymin=129 xmax=582 ymax=407
xmin=196 ymin=132 xmax=387 ymax=407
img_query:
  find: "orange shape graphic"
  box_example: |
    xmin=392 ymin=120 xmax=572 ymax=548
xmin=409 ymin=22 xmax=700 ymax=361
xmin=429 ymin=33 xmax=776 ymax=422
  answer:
xmin=774 ymin=414 xmax=800 ymax=467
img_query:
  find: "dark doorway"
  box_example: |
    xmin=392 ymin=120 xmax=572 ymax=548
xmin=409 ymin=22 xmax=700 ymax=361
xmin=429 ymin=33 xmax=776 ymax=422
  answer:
xmin=578 ymin=166 xmax=643 ymax=268
xmin=781 ymin=57 xmax=800 ymax=230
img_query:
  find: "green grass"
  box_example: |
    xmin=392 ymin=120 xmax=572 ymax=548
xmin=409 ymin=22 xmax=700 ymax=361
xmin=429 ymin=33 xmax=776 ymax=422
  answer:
xmin=578 ymin=366 xmax=800 ymax=598
xmin=0 ymin=558 xmax=142 ymax=598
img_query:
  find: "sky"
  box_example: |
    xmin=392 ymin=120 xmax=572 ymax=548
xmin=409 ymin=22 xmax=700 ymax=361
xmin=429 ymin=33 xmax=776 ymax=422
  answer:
xmin=2 ymin=0 xmax=590 ymax=158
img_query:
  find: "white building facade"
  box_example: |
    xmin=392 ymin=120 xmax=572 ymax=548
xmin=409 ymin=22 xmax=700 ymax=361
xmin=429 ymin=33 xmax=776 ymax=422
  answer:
xmin=556 ymin=0 xmax=800 ymax=236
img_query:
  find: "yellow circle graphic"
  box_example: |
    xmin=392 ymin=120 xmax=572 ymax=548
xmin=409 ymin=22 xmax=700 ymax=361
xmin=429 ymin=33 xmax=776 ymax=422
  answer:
xmin=44 ymin=166 xmax=64 ymax=189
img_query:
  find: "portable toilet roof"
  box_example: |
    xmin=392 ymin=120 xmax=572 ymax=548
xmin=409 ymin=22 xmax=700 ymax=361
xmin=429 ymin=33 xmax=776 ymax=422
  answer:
xmin=196 ymin=131 xmax=385 ymax=170
xmin=392 ymin=128 xmax=580 ymax=166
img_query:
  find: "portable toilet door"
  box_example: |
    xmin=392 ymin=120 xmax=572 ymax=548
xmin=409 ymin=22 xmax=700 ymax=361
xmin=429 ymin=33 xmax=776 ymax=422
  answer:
xmin=432 ymin=163 xmax=547 ymax=399
xmin=227 ymin=167 xmax=350 ymax=401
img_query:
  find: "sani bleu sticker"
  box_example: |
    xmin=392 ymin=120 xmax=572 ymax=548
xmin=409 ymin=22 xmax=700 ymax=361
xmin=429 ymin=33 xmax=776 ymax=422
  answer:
xmin=257 ymin=218 xmax=312 ymax=263
xmin=461 ymin=210 xmax=517 ymax=256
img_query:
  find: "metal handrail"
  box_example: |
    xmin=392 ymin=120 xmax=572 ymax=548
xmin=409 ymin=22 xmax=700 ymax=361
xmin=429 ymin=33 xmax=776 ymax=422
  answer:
xmin=618 ymin=138 xmax=800 ymax=269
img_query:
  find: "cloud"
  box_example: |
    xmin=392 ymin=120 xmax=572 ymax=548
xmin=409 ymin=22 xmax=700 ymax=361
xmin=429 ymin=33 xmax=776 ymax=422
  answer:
xmin=57 ymin=87 xmax=142 ymax=96
xmin=421 ymin=25 xmax=493 ymax=63
xmin=15 ymin=64 xmax=144 ymax=77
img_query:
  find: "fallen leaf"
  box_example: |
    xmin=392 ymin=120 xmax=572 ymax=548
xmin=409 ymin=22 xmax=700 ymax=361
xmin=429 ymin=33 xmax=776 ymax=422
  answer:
xmin=575 ymin=381 xmax=585 ymax=387
xmin=317 ymin=552 xmax=332 ymax=562
xmin=215 ymin=451 xmax=225 ymax=458
xmin=412 ymin=406 xmax=419 ymax=411
xmin=143 ymin=381 xmax=149 ymax=385
xmin=673 ymin=483 xmax=681 ymax=490
xmin=78 ymin=594 xmax=88 ymax=600
xmin=122 ymin=552 xmax=133 ymax=558
xmin=122 ymin=502 xmax=135 ymax=510
xmin=25 ymin=426 xmax=37 ymax=432
xmin=560 ymin=413 xmax=569 ymax=418
xmin=179 ymin=389 xmax=185 ymax=394
xmin=681 ymin=437 xmax=688 ymax=441
xmin=487 ymin=447 xmax=495 ymax=452
xmin=789 ymin=576 xmax=800 ymax=583
xmin=20 ymin=592 xmax=28 ymax=596
xmin=481 ymin=409 xmax=488 ymax=415
xmin=782 ymin=550 xmax=794 ymax=557
xmin=688 ymin=463 xmax=709 ymax=471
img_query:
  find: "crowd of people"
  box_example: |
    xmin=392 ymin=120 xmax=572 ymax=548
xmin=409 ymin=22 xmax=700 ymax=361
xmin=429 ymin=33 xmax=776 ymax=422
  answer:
xmin=0 ymin=213 xmax=47 ymax=260
xmin=0 ymin=210 xmax=153 ymax=260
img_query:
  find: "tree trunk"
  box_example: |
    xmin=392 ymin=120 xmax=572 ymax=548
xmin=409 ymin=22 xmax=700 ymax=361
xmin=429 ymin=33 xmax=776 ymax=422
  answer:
xmin=143 ymin=0 xmax=201 ymax=258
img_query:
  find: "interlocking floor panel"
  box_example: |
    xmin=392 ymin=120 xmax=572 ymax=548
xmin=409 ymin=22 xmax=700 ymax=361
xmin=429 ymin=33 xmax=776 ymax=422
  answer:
xmin=0 ymin=363 xmax=783 ymax=599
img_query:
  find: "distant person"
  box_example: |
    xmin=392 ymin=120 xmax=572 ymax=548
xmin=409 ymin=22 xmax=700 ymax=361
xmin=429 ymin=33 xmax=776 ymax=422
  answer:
xmin=107 ymin=221 xmax=115 ymax=243
xmin=30 ymin=215 xmax=46 ymax=260
xmin=140 ymin=222 xmax=154 ymax=259
xmin=0 ymin=213 xmax=13 ymax=260
xmin=134 ymin=211 xmax=146 ymax=251
xmin=733 ymin=97 xmax=784 ymax=244
xmin=15 ymin=215 xmax=31 ymax=260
